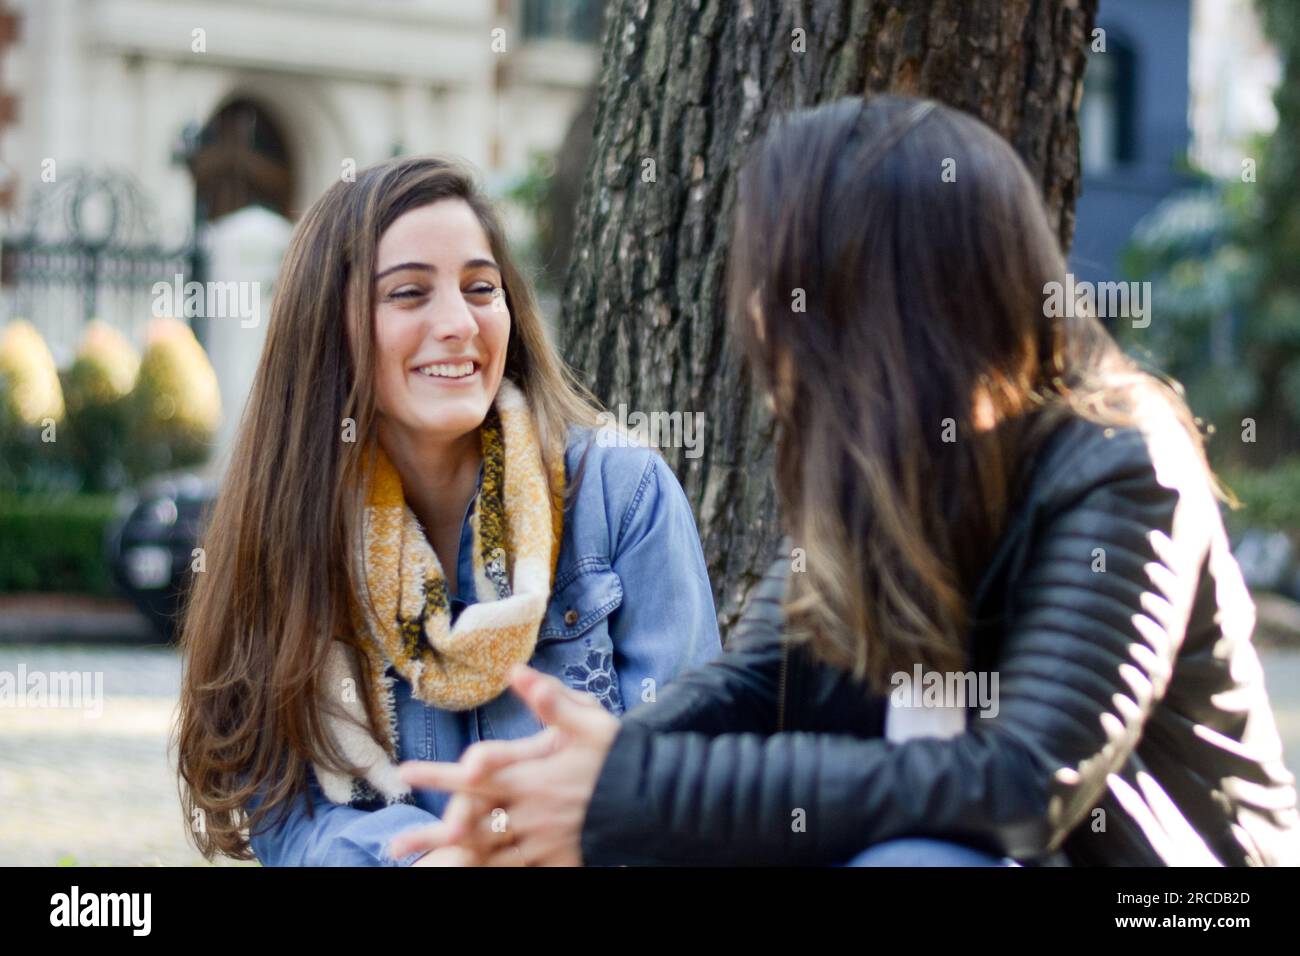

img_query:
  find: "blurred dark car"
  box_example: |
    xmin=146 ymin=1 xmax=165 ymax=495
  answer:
xmin=104 ymin=472 xmax=218 ymax=641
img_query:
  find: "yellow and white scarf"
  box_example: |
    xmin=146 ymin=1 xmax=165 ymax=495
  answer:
xmin=315 ymin=379 xmax=564 ymax=807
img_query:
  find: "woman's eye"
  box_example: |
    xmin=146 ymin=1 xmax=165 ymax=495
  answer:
xmin=389 ymin=287 xmax=426 ymax=300
xmin=466 ymin=284 xmax=498 ymax=298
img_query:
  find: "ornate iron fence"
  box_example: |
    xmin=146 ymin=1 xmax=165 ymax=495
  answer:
xmin=0 ymin=168 xmax=201 ymax=364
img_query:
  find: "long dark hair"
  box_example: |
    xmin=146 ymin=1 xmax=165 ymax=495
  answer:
xmin=730 ymin=95 xmax=1209 ymax=691
xmin=176 ymin=157 xmax=598 ymax=860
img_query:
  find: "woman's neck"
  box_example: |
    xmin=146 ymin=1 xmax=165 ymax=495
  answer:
xmin=378 ymin=424 xmax=482 ymax=578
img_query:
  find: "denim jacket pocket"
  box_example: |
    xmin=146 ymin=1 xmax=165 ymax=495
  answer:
xmin=482 ymin=561 xmax=626 ymax=742
xmin=538 ymin=558 xmax=624 ymax=643
xmin=535 ymin=558 xmax=626 ymax=714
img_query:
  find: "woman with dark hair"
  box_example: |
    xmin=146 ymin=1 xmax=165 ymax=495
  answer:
xmin=174 ymin=157 xmax=720 ymax=866
xmin=393 ymin=96 xmax=1300 ymax=867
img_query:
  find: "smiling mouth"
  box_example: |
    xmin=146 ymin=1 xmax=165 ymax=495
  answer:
xmin=412 ymin=360 xmax=479 ymax=380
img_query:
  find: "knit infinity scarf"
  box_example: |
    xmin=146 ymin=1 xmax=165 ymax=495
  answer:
xmin=315 ymin=379 xmax=564 ymax=807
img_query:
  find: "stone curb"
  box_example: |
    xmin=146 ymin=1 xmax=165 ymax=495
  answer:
xmin=0 ymin=595 xmax=162 ymax=645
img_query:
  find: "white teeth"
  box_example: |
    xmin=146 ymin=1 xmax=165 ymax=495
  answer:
xmin=416 ymin=361 xmax=475 ymax=379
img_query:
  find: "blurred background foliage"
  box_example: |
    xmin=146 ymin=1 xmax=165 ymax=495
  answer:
xmin=1118 ymin=0 xmax=1300 ymax=552
xmin=0 ymin=316 xmax=220 ymax=592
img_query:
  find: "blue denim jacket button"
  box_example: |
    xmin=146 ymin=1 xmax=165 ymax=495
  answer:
xmin=538 ymin=560 xmax=624 ymax=641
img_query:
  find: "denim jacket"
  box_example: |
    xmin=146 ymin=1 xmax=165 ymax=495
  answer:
xmin=247 ymin=427 xmax=721 ymax=865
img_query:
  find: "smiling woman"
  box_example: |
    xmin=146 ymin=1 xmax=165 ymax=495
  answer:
xmin=174 ymin=156 xmax=721 ymax=865
xmin=360 ymin=200 xmax=517 ymax=597
xmin=367 ymin=203 xmax=511 ymax=455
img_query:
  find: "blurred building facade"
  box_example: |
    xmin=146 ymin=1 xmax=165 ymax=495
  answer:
xmin=2 ymin=0 xmax=601 ymax=225
xmin=1072 ymin=0 xmax=1193 ymax=285
xmin=1188 ymin=0 xmax=1280 ymax=178
xmin=0 ymin=0 xmax=1286 ymax=468
xmin=1072 ymin=0 xmax=1279 ymax=285
xmin=0 ymin=0 xmax=602 ymax=463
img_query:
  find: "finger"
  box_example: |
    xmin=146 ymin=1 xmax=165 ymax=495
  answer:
xmin=482 ymin=842 xmax=529 ymax=868
xmin=396 ymin=760 xmax=468 ymax=792
xmin=413 ymin=846 xmax=481 ymax=867
xmin=441 ymin=792 xmax=520 ymax=859
xmin=508 ymin=665 xmax=602 ymax=731
xmin=387 ymin=821 xmax=461 ymax=859
xmin=461 ymin=729 xmax=561 ymax=784
xmin=485 ymin=831 xmax=569 ymax=867
xmin=440 ymin=792 xmax=482 ymax=843
xmin=475 ymin=806 xmax=517 ymax=849
xmin=397 ymin=760 xmax=509 ymax=800
xmin=441 ymin=792 xmax=475 ymax=832
xmin=507 ymin=664 xmax=600 ymax=710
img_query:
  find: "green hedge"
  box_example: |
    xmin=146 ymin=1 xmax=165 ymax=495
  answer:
xmin=1219 ymin=458 xmax=1300 ymax=538
xmin=0 ymin=493 xmax=118 ymax=594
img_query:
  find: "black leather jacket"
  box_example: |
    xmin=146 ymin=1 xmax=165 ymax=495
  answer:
xmin=580 ymin=415 xmax=1300 ymax=866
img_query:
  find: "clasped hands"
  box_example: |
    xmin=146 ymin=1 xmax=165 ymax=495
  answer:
xmin=387 ymin=664 xmax=620 ymax=866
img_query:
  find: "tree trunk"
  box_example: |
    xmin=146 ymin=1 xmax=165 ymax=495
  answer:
xmin=559 ymin=0 xmax=1098 ymax=633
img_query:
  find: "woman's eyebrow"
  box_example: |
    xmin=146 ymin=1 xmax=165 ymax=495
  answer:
xmin=373 ymin=258 xmax=500 ymax=282
xmin=374 ymin=261 xmax=432 ymax=281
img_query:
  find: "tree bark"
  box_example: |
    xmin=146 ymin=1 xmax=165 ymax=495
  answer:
xmin=559 ymin=0 xmax=1098 ymax=633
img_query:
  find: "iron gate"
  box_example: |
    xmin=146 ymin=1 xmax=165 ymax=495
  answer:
xmin=0 ymin=168 xmax=202 ymax=364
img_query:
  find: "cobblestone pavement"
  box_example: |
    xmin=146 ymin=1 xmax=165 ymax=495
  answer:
xmin=1 ymin=642 xmax=1298 ymax=866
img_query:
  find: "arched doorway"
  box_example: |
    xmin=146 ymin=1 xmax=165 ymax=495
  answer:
xmin=187 ymin=98 xmax=294 ymax=222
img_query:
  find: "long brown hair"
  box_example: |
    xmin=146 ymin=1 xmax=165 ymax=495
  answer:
xmin=176 ymin=157 xmax=599 ymax=860
xmin=730 ymin=95 xmax=1210 ymax=692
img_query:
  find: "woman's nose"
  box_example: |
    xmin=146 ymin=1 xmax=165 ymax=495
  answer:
xmin=427 ymin=291 xmax=477 ymax=340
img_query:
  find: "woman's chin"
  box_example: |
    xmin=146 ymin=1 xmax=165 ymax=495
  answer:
xmin=409 ymin=404 xmax=491 ymax=442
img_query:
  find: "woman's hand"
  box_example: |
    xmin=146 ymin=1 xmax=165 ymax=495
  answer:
xmin=392 ymin=664 xmax=621 ymax=866
xmin=409 ymin=845 xmax=480 ymax=866
xmin=389 ymin=771 xmax=532 ymax=865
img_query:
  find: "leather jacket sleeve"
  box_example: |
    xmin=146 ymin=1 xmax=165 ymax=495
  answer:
xmin=581 ymin=428 xmax=1210 ymax=866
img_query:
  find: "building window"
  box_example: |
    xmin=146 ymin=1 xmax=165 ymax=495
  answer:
xmin=1081 ymin=36 xmax=1136 ymax=174
xmin=521 ymin=0 xmax=603 ymax=43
